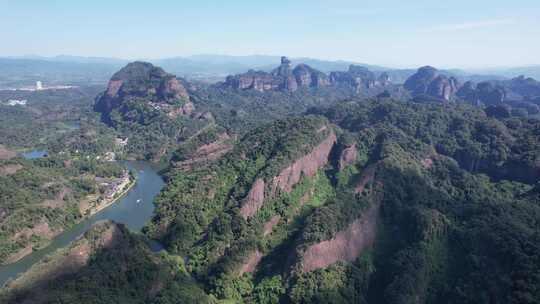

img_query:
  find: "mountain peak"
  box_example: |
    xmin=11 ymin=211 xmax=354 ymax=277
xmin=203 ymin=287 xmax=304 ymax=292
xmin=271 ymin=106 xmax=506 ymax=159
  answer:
xmin=95 ymin=62 xmax=190 ymax=117
xmin=110 ymin=61 xmax=168 ymax=82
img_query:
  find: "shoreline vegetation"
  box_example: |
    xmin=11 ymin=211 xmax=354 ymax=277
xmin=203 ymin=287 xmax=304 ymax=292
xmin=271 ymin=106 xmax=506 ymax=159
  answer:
xmin=81 ymin=170 xmax=135 ymax=218
xmin=2 ymin=169 xmax=136 ymax=266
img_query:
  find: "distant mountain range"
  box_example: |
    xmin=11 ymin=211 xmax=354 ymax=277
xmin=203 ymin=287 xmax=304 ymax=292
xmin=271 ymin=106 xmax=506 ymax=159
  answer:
xmin=0 ymin=54 xmax=538 ymax=88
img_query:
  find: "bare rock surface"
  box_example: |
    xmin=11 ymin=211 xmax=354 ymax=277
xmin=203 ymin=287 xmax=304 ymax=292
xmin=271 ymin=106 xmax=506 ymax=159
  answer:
xmin=240 ymin=178 xmax=265 ymax=219
xmin=271 ymin=132 xmax=337 ymax=194
xmin=239 ymin=250 xmax=263 ymax=275
xmin=301 ymin=203 xmax=380 ymax=273
xmin=338 ymin=144 xmax=357 ymax=170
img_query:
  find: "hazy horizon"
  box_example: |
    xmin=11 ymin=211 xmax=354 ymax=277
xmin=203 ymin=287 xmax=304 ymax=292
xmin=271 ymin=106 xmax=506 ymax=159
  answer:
xmin=1 ymin=0 xmax=539 ymax=69
xmin=3 ymin=53 xmax=540 ymax=71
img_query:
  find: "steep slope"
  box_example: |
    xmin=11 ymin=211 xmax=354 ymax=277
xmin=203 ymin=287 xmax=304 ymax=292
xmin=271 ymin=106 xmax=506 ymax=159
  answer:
xmin=5 ymin=97 xmax=539 ymax=303
xmin=94 ymin=62 xmax=215 ymax=161
xmin=95 ymin=61 xmax=190 ymax=116
xmin=404 ymin=66 xmax=460 ymax=102
xmin=0 ymin=155 xmax=127 ymax=265
xmin=1 ymin=221 xmax=212 ymax=304
xmin=223 ymin=56 xmax=330 ymax=92
xmin=222 ymin=57 xmax=394 ymax=96
xmin=142 ymin=100 xmax=540 ymax=303
xmin=329 ymin=65 xmax=390 ymax=94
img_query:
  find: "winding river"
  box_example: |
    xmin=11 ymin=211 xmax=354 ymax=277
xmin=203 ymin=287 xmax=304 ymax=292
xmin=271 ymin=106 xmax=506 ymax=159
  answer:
xmin=0 ymin=161 xmax=164 ymax=287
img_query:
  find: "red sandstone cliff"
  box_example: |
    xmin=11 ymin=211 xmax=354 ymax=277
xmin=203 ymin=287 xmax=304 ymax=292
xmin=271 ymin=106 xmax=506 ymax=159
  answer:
xmin=301 ymin=203 xmax=380 ymax=273
xmin=270 ymin=132 xmax=337 ymax=195
xmin=339 ymin=144 xmax=358 ymax=170
xmin=239 ymin=178 xmax=265 ymax=219
xmin=239 ymin=131 xmax=337 ymax=220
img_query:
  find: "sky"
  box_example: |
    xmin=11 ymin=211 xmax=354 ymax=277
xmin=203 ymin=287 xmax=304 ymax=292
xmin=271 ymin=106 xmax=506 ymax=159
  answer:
xmin=1 ymin=0 xmax=539 ymax=68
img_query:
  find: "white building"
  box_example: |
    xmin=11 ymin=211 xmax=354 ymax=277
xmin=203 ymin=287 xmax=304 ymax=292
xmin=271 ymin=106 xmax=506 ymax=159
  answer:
xmin=5 ymin=99 xmax=27 ymax=106
xmin=36 ymin=81 xmax=43 ymax=90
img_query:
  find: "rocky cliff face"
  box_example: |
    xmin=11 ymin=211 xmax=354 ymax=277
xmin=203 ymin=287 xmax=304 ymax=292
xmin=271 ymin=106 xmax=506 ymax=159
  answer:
xmin=503 ymin=75 xmax=540 ymax=99
xmin=270 ymin=132 xmax=337 ymax=194
xmin=427 ymin=75 xmax=459 ymax=101
xmin=173 ymin=132 xmax=233 ymax=171
xmin=240 ymin=178 xmax=266 ymax=219
xmin=300 ymin=202 xmax=379 ymax=273
xmin=457 ymin=81 xmax=506 ymax=105
xmin=338 ymin=144 xmax=357 ymax=170
xmin=95 ymin=61 xmax=190 ymax=116
xmin=224 ymin=70 xmax=282 ymax=92
xmin=329 ymin=65 xmax=390 ymax=94
xmin=222 ymin=57 xmax=394 ymax=96
xmin=293 ymin=64 xmax=330 ymax=88
xmin=239 ymin=131 xmax=337 ymax=220
xmin=404 ymin=66 xmax=459 ymax=101
xmin=223 ymin=57 xmax=329 ymax=93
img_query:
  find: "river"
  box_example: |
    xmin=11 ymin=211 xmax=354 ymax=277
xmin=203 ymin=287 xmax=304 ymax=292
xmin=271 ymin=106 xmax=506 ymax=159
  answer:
xmin=0 ymin=161 xmax=164 ymax=287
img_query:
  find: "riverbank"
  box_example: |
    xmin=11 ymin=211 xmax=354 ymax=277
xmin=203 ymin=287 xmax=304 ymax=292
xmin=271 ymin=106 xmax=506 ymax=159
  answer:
xmin=0 ymin=161 xmax=164 ymax=288
xmin=81 ymin=170 xmax=135 ymax=218
xmin=2 ymin=170 xmax=135 ymax=266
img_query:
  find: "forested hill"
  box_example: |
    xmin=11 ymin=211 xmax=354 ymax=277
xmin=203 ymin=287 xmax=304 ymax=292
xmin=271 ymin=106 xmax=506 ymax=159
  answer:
xmin=2 ymin=60 xmax=540 ymax=303
xmin=139 ymin=100 xmax=539 ymax=303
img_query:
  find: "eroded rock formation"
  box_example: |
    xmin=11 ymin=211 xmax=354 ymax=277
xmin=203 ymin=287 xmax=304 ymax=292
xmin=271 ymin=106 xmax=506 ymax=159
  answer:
xmin=404 ymin=66 xmax=459 ymax=101
xmin=338 ymin=144 xmax=357 ymax=170
xmin=223 ymin=57 xmax=329 ymax=93
xmin=240 ymin=178 xmax=266 ymax=219
xmin=95 ymin=61 xmax=191 ymax=117
xmin=300 ymin=203 xmax=379 ymax=273
xmin=329 ymin=65 xmax=390 ymax=94
xmin=240 ymin=131 xmax=337 ymax=219
xmin=271 ymin=132 xmax=337 ymax=194
xmin=457 ymin=81 xmax=506 ymax=105
xmin=174 ymin=133 xmax=233 ymax=170
xmin=239 ymin=250 xmax=263 ymax=275
xmin=263 ymin=215 xmax=281 ymax=236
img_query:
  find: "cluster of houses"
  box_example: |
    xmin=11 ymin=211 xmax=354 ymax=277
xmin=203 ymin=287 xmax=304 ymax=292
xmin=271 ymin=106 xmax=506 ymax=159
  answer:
xmin=1 ymin=99 xmax=27 ymax=106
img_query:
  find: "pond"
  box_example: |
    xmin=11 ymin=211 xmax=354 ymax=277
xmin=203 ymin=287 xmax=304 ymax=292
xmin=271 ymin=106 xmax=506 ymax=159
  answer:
xmin=21 ymin=149 xmax=48 ymax=159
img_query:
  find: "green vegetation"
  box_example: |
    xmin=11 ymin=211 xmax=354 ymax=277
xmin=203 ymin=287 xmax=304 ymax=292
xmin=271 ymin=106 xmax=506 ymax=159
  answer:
xmin=0 ymin=87 xmax=103 ymax=150
xmin=106 ymin=97 xmax=210 ymax=161
xmin=145 ymin=100 xmax=539 ymax=303
xmin=1 ymin=221 xmax=213 ymax=304
xmin=0 ymin=155 xmax=125 ymax=265
xmin=2 ymin=60 xmax=539 ymax=303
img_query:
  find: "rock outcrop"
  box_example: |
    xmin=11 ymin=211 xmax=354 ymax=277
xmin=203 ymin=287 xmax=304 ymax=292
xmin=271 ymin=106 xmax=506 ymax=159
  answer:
xmin=240 ymin=178 xmax=266 ymax=219
xmin=263 ymin=215 xmax=281 ymax=236
xmin=239 ymin=250 xmax=263 ymax=275
xmin=300 ymin=203 xmax=379 ymax=273
xmin=427 ymin=75 xmax=459 ymax=101
xmin=457 ymin=81 xmax=506 ymax=105
xmin=239 ymin=131 xmax=337 ymax=219
xmin=292 ymin=64 xmax=330 ymax=88
xmin=0 ymin=145 xmax=16 ymax=160
xmin=95 ymin=62 xmax=191 ymax=117
xmin=503 ymin=75 xmax=540 ymax=99
xmin=354 ymin=164 xmax=378 ymax=194
xmin=223 ymin=56 xmax=329 ymax=93
xmin=173 ymin=132 xmax=233 ymax=171
xmin=271 ymin=132 xmax=337 ymax=194
xmin=338 ymin=144 xmax=357 ymax=170
xmin=404 ymin=66 xmax=459 ymax=102
xmin=329 ymin=65 xmax=390 ymax=93
xmin=223 ymin=57 xmax=393 ymax=95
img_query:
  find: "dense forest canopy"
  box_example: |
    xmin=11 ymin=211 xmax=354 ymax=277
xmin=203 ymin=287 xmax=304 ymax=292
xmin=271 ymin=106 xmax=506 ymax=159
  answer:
xmin=1 ymin=60 xmax=539 ymax=304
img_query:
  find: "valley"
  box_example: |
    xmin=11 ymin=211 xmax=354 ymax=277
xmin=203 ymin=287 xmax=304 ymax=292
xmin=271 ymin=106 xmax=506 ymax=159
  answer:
xmin=0 ymin=56 xmax=539 ymax=304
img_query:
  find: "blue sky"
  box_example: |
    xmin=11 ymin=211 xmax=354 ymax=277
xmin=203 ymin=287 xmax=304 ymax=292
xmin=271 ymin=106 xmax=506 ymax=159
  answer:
xmin=1 ymin=0 xmax=539 ymax=68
